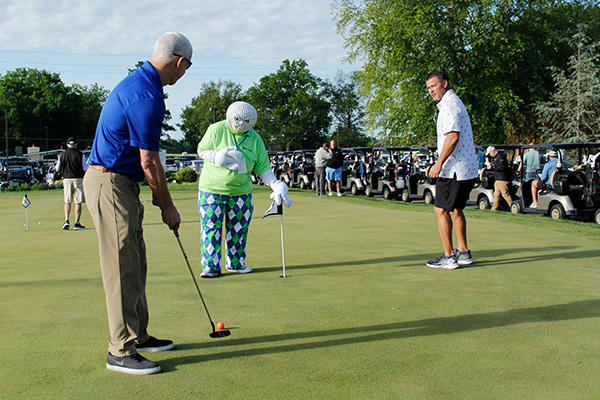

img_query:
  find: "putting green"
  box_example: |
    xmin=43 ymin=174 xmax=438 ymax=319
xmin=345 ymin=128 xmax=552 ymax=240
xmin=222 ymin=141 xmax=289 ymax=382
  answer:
xmin=1 ymin=186 xmax=599 ymax=399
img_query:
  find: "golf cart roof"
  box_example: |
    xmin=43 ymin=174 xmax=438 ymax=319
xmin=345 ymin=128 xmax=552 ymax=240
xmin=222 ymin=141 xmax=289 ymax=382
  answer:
xmin=341 ymin=147 xmax=373 ymax=153
xmin=385 ymin=146 xmax=411 ymax=151
xmin=410 ymin=146 xmax=437 ymax=152
xmin=520 ymin=143 xmax=600 ymax=150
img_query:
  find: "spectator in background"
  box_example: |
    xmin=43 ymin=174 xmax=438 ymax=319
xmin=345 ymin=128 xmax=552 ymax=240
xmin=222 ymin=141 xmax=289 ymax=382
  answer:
xmin=314 ymin=142 xmax=331 ymax=197
xmin=530 ymin=150 xmax=567 ymax=208
xmin=326 ymin=140 xmax=344 ymax=197
xmin=520 ymin=144 xmax=541 ymax=182
xmin=485 ymin=146 xmax=513 ymax=211
xmin=55 ymin=137 xmax=87 ymax=230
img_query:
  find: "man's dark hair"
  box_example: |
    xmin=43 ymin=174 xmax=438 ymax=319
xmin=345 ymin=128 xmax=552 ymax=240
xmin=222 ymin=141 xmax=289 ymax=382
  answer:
xmin=426 ymin=70 xmax=450 ymax=85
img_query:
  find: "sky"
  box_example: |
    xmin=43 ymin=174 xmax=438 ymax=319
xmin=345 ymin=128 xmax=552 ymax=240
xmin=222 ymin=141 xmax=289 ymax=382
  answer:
xmin=0 ymin=0 xmax=361 ymax=140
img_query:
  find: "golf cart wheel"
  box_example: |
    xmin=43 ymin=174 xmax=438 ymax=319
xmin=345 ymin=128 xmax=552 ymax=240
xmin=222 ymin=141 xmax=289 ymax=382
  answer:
xmin=351 ymin=183 xmax=359 ymax=196
xmin=478 ymin=197 xmax=490 ymax=210
xmin=383 ymin=186 xmax=394 ymax=200
xmin=549 ymin=204 xmax=566 ymax=220
xmin=510 ymin=201 xmax=522 ymax=214
xmin=424 ymin=191 xmax=434 ymax=205
xmin=299 ymin=180 xmax=306 ymax=190
xmin=365 ymin=186 xmax=374 ymax=197
xmin=401 ymin=189 xmax=411 ymax=202
xmin=595 ymin=209 xmax=600 ymax=225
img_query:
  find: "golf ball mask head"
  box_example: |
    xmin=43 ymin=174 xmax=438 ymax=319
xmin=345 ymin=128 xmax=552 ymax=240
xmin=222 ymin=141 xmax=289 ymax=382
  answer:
xmin=226 ymin=101 xmax=257 ymax=134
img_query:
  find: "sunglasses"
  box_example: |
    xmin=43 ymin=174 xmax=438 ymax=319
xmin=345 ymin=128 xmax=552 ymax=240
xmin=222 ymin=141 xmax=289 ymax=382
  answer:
xmin=172 ymin=53 xmax=192 ymax=70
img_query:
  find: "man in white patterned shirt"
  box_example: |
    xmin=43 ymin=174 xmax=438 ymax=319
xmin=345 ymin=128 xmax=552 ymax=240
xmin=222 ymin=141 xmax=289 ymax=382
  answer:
xmin=425 ymin=70 xmax=478 ymax=269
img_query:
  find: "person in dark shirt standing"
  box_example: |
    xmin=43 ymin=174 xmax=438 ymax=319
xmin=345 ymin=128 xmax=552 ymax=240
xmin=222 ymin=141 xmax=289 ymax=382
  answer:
xmin=485 ymin=146 xmax=513 ymax=211
xmin=326 ymin=140 xmax=344 ymax=197
xmin=55 ymin=137 xmax=87 ymax=230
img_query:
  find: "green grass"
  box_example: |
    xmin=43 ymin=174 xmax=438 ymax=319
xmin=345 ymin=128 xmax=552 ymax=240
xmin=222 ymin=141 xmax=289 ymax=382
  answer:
xmin=1 ymin=186 xmax=599 ymax=399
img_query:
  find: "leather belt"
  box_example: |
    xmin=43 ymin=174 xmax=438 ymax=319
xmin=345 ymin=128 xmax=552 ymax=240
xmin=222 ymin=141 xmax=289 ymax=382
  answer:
xmin=88 ymin=164 xmax=117 ymax=174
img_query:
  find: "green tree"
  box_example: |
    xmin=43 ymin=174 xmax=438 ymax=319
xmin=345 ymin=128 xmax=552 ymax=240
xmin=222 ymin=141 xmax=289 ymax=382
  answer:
xmin=179 ymin=80 xmax=244 ymax=150
xmin=534 ymin=25 xmax=600 ymax=143
xmin=0 ymin=68 xmax=108 ymax=151
xmin=69 ymin=83 xmax=109 ymax=148
xmin=323 ymin=71 xmax=368 ymax=147
xmin=333 ymin=0 xmax=600 ymax=145
xmin=246 ymin=59 xmax=331 ymax=151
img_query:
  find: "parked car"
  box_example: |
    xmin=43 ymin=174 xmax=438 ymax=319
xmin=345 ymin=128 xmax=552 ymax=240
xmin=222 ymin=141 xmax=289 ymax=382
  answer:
xmin=165 ymin=157 xmax=179 ymax=173
xmin=1 ymin=156 xmax=36 ymax=184
xmin=191 ymin=159 xmax=204 ymax=173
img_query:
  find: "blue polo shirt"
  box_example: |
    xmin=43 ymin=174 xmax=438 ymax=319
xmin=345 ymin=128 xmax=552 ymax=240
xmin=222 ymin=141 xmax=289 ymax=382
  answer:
xmin=88 ymin=61 xmax=164 ymax=181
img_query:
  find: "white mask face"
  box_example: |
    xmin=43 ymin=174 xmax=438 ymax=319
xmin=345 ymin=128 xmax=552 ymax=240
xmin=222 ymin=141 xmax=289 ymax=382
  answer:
xmin=226 ymin=101 xmax=257 ymax=133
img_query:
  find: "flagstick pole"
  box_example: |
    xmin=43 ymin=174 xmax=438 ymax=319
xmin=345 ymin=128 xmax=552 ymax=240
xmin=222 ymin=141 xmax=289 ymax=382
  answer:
xmin=25 ymin=207 xmax=29 ymax=232
xmin=280 ymin=214 xmax=286 ymax=278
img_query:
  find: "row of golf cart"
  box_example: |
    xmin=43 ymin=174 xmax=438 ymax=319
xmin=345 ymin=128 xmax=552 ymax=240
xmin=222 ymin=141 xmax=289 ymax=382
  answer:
xmin=261 ymin=147 xmax=439 ymax=203
xmin=259 ymin=143 xmax=600 ymax=225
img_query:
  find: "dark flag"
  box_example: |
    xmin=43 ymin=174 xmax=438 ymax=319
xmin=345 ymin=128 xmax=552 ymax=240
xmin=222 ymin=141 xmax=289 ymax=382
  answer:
xmin=262 ymin=202 xmax=283 ymax=219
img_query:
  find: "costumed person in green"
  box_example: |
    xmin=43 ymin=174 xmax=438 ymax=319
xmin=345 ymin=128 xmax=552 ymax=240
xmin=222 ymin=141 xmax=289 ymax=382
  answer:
xmin=197 ymin=101 xmax=292 ymax=278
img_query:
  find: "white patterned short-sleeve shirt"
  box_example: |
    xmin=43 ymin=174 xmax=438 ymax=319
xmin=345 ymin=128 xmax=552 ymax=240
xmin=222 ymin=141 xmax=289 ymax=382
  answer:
xmin=436 ymin=89 xmax=478 ymax=181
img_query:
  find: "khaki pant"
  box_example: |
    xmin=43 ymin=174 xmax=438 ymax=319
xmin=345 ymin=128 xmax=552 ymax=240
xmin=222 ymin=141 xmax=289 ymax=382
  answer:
xmin=492 ymin=180 xmax=513 ymax=210
xmin=83 ymin=168 xmax=150 ymax=356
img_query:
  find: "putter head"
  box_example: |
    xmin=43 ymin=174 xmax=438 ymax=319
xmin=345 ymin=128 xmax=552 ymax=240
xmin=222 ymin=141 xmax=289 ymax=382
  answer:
xmin=210 ymin=330 xmax=231 ymax=338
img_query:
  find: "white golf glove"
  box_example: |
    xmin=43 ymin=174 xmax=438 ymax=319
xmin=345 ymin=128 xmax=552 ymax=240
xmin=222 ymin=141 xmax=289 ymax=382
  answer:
xmin=261 ymin=169 xmax=293 ymax=207
xmin=199 ymin=146 xmax=245 ymax=171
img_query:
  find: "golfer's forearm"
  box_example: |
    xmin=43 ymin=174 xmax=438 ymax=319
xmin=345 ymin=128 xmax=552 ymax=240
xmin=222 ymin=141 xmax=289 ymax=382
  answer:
xmin=140 ymin=150 xmax=175 ymax=211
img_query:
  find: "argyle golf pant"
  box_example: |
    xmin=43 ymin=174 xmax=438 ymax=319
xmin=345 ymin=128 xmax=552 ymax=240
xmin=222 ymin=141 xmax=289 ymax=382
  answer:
xmin=198 ymin=191 xmax=254 ymax=273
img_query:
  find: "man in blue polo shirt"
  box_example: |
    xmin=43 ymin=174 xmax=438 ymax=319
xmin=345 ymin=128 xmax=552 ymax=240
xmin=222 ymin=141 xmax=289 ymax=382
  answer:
xmin=84 ymin=32 xmax=192 ymax=375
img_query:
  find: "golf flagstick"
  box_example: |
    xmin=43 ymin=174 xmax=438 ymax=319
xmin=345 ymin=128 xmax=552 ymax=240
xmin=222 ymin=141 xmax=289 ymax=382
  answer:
xmin=280 ymin=212 xmax=286 ymax=278
xmin=22 ymin=194 xmax=31 ymax=231
xmin=262 ymin=202 xmax=288 ymax=278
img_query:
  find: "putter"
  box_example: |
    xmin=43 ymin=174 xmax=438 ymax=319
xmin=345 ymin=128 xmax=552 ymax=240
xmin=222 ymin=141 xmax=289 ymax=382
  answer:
xmin=174 ymin=233 xmax=231 ymax=339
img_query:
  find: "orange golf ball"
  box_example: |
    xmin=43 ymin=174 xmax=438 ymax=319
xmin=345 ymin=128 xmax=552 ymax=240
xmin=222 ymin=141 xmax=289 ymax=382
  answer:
xmin=216 ymin=322 xmax=225 ymax=330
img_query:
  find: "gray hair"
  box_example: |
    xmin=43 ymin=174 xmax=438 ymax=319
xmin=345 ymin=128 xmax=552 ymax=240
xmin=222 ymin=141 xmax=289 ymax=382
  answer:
xmin=152 ymin=32 xmax=193 ymax=64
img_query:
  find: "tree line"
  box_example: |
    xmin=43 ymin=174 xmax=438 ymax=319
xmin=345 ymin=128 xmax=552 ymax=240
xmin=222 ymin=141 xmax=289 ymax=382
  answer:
xmin=2 ymin=0 xmax=599 ymax=154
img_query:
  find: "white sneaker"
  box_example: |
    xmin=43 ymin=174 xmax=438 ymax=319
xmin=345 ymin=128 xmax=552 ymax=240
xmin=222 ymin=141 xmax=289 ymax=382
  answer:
xmin=529 ymin=202 xmax=538 ymax=208
xmin=200 ymin=269 xmax=220 ymax=278
xmin=337 ymin=192 xmax=342 ymax=197
xmin=226 ymin=266 xmax=253 ymax=274
xmin=328 ymin=192 xmax=333 ymax=197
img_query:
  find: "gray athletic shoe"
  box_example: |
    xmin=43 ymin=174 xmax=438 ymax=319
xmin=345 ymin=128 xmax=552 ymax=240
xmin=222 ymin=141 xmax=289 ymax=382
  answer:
xmin=426 ymin=253 xmax=460 ymax=269
xmin=106 ymin=352 xmax=161 ymax=375
xmin=454 ymin=249 xmax=473 ymax=265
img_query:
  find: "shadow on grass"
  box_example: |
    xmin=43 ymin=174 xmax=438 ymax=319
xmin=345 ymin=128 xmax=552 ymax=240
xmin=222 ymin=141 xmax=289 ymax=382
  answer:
xmin=253 ymin=245 xmax=596 ymax=273
xmin=163 ymin=298 xmax=600 ymax=371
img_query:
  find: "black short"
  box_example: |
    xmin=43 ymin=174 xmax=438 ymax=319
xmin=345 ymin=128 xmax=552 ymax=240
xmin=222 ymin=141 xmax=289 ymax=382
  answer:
xmin=435 ymin=177 xmax=475 ymax=211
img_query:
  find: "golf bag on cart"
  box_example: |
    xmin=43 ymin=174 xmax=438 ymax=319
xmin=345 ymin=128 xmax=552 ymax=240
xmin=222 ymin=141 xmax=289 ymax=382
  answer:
xmin=583 ymin=154 xmax=600 ymax=207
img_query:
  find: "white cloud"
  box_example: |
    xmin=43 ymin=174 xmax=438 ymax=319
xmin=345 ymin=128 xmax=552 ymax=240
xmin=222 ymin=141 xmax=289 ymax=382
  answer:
xmin=1 ymin=0 xmax=348 ymax=64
